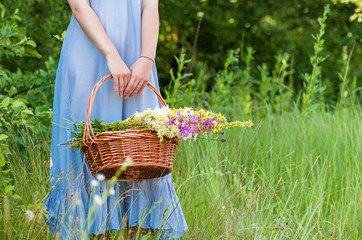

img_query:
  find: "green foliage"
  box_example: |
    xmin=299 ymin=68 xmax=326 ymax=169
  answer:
xmin=209 ymin=49 xmax=239 ymax=112
xmin=337 ymin=45 xmax=359 ymax=111
xmin=0 ymin=96 xmax=52 ymax=142
xmin=64 ymin=118 xmax=144 ymax=150
xmin=256 ymin=53 xmax=293 ymax=114
xmin=0 ymin=3 xmax=40 ymax=59
xmin=0 ymin=57 xmax=56 ymax=110
xmin=158 ymin=1 xmax=361 ymax=99
xmin=301 ymin=5 xmax=330 ymax=118
xmin=1 ymin=0 xmax=69 ymax=71
xmin=1 ymin=0 xmax=360 ymax=108
xmin=164 ymin=54 xmax=193 ymax=107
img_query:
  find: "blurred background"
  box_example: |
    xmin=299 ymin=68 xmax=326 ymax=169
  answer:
xmin=0 ymin=0 xmax=361 ymax=110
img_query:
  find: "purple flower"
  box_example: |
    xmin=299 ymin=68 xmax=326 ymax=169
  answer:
xmin=177 ymin=111 xmax=183 ymax=120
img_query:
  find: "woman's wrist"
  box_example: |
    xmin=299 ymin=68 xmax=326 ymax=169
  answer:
xmin=104 ymin=47 xmax=120 ymax=60
xmin=139 ymin=55 xmax=155 ymax=63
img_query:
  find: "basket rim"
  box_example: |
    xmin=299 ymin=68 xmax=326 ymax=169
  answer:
xmin=82 ymin=128 xmax=179 ymax=143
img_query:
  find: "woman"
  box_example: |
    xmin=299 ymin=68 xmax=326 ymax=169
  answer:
xmin=43 ymin=0 xmax=188 ymax=239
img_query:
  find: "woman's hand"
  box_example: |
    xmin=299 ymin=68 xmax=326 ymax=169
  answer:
xmin=121 ymin=0 xmax=159 ymax=99
xmin=106 ymin=51 xmax=131 ymax=98
xmin=123 ymin=57 xmax=154 ymax=99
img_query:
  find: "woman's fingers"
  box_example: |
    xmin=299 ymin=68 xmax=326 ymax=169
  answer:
xmin=129 ymin=81 xmax=143 ymax=98
xmin=113 ymin=71 xmax=130 ymax=98
xmin=118 ymin=76 xmax=124 ymax=98
xmin=106 ymin=52 xmax=131 ymax=98
xmin=136 ymin=82 xmax=147 ymax=96
xmin=125 ymin=75 xmax=148 ymax=99
xmin=123 ymin=57 xmax=153 ymax=98
xmin=114 ymin=75 xmax=119 ymax=96
xmin=124 ymin=75 xmax=137 ymax=99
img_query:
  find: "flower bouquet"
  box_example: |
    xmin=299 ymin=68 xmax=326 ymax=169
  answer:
xmin=68 ymin=106 xmax=254 ymax=148
xmin=66 ymin=74 xmax=254 ymax=181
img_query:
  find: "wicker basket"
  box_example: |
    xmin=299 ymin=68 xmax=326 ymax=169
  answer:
xmin=82 ymin=74 xmax=178 ymax=181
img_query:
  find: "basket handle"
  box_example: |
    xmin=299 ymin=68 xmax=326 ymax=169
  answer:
xmin=82 ymin=74 xmax=168 ymax=146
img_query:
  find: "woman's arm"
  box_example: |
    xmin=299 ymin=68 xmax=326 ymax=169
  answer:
xmin=67 ymin=0 xmax=131 ymax=97
xmin=123 ymin=0 xmax=160 ymax=99
xmin=140 ymin=0 xmax=159 ymax=60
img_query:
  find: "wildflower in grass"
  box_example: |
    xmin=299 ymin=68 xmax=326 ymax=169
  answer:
xmin=25 ymin=210 xmax=35 ymax=221
xmin=93 ymin=195 xmax=102 ymax=206
xmin=90 ymin=179 xmax=98 ymax=187
xmin=96 ymin=174 xmax=105 ymax=181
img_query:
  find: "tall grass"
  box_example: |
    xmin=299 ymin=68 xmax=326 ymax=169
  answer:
xmin=0 ymin=105 xmax=360 ymax=239
xmin=174 ymin=106 xmax=361 ymax=239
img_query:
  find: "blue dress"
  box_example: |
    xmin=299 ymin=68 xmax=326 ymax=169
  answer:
xmin=42 ymin=0 xmax=188 ymax=239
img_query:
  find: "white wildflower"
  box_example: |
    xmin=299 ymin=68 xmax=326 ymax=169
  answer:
xmin=93 ymin=195 xmax=102 ymax=206
xmin=96 ymin=174 xmax=105 ymax=181
xmin=182 ymin=107 xmax=194 ymax=116
xmin=25 ymin=210 xmax=35 ymax=221
xmin=131 ymin=106 xmax=180 ymax=140
xmin=90 ymin=179 xmax=99 ymax=187
xmin=109 ymin=188 xmax=115 ymax=195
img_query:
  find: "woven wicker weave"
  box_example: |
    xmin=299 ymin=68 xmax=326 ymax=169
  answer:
xmin=82 ymin=74 xmax=178 ymax=181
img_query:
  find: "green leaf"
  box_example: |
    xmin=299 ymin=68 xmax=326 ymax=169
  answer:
xmin=1 ymin=97 xmax=10 ymax=108
xmin=21 ymin=109 xmax=34 ymax=115
xmin=0 ymin=134 xmax=8 ymax=141
xmin=26 ymin=39 xmax=36 ymax=47
xmin=11 ymin=194 xmax=22 ymax=200
xmin=26 ymin=49 xmax=42 ymax=58
xmin=0 ymin=152 xmax=5 ymax=167
xmin=35 ymin=105 xmax=50 ymax=114
xmin=5 ymin=185 xmax=15 ymax=194
xmin=12 ymin=99 xmax=25 ymax=112
xmin=8 ymin=86 xmax=17 ymax=96
xmin=1 ymin=169 xmax=11 ymax=174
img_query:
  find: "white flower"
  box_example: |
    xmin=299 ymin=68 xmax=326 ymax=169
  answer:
xmin=96 ymin=174 xmax=105 ymax=181
xmin=130 ymin=106 xmax=181 ymax=140
xmin=25 ymin=210 xmax=35 ymax=221
xmin=109 ymin=188 xmax=115 ymax=195
xmin=182 ymin=107 xmax=194 ymax=116
xmin=90 ymin=179 xmax=99 ymax=187
xmin=93 ymin=195 xmax=102 ymax=206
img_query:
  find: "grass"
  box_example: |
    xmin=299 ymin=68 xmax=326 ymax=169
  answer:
xmin=174 ymin=107 xmax=361 ymax=239
xmin=0 ymin=106 xmax=360 ymax=239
